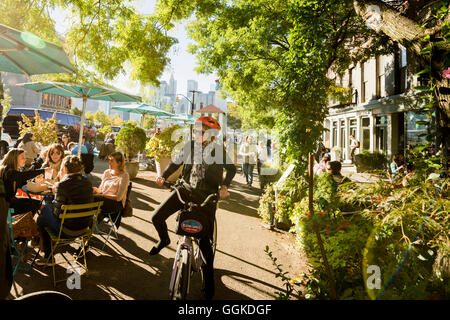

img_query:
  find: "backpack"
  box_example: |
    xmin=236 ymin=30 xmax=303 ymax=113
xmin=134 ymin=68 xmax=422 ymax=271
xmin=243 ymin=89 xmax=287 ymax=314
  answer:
xmin=121 ymin=182 xmax=133 ymax=218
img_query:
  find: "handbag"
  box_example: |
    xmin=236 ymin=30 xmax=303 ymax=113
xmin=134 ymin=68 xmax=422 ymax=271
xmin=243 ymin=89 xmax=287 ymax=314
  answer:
xmin=11 ymin=211 xmax=40 ymax=239
xmin=122 ymin=198 xmax=133 ymax=217
xmin=175 ymin=206 xmax=213 ymax=239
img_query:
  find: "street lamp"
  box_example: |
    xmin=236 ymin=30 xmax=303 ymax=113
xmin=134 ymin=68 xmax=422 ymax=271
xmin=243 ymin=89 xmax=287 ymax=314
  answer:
xmin=176 ymin=90 xmax=200 ymax=138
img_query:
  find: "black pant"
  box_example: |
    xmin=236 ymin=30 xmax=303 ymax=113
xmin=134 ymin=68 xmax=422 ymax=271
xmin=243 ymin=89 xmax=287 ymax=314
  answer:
xmin=10 ymin=198 xmax=41 ymax=216
xmin=95 ymin=196 xmax=123 ymax=229
xmin=151 ymin=189 xmax=216 ymax=294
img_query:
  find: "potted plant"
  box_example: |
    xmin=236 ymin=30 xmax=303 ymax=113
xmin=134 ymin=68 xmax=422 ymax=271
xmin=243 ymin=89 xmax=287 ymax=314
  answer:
xmin=146 ymin=124 xmax=184 ymax=182
xmin=115 ymin=122 xmax=147 ymax=179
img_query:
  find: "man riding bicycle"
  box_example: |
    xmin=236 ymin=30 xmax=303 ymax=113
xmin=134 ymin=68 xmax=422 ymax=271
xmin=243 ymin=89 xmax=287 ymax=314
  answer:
xmin=151 ymin=116 xmax=236 ymax=300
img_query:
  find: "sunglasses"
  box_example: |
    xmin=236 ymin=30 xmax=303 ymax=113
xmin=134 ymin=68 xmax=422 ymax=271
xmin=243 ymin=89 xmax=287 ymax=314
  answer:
xmin=51 ymin=151 xmax=61 ymax=156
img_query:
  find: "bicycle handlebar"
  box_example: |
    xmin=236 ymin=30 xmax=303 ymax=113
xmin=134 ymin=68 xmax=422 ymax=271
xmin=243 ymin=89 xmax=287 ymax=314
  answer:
xmin=162 ymin=179 xmax=218 ymax=207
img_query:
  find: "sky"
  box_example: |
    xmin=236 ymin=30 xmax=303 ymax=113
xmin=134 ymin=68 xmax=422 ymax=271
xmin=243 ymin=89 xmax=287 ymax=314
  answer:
xmin=52 ymin=0 xmax=218 ymax=95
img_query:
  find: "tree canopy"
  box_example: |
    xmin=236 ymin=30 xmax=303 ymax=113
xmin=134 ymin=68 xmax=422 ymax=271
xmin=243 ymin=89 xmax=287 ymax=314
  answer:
xmin=154 ymin=0 xmax=449 ymax=166
xmin=0 ymin=0 xmax=176 ymax=85
xmin=155 ymin=0 xmax=393 ymax=164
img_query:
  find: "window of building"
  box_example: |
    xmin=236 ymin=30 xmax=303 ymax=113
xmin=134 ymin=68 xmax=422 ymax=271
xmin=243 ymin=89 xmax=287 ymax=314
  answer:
xmin=406 ymin=111 xmax=434 ymax=147
xmin=399 ymin=45 xmax=408 ymax=93
xmin=375 ymin=115 xmax=387 ymax=153
xmin=375 ymin=56 xmax=383 ymax=98
xmin=332 ymin=121 xmax=337 ymax=147
xmin=361 ymin=62 xmax=368 ymax=103
xmin=340 ymin=119 xmax=346 ymax=151
xmin=361 ymin=117 xmax=371 ymax=150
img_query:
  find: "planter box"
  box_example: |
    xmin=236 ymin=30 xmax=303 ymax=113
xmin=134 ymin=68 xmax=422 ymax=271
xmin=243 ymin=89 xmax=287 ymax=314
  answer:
xmin=156 ymin=156 xmax=183 ymax=182
xmin=125 ymin=161 xmax=140 ymax=180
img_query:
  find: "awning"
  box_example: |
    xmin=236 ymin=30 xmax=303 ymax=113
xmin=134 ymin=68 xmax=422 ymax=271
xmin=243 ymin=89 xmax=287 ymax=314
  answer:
xmin=6 ymin=106 xmax=82 ymax=126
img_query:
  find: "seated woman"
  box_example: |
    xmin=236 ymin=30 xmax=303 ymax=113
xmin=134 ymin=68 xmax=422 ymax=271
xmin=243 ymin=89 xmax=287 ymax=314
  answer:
xmin=36 ymin=156 xmax=94 ymax=264
xmin=390 ymin=153 xmax=406 ymax=181
xmin=41 ymin=143 xmax=65 ymax=182
xmin=314 ymin=154 xmax=330 ymax=176
xmin=0 ymin=148 xmax=52 ymax=215
xmin=93 ymin=151 xmax=130 ymax=229
xmin=17 ymin=132 xmax=41 ymax=167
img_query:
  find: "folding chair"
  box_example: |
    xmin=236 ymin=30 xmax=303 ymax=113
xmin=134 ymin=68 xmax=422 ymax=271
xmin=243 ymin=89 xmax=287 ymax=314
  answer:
xmin=44 ymin=201 xmax=103 ymax=287
xmin=7 ymin=208 xmax=32 ymax=278
xmin=96 ymin=182 xmax=132 ymax=250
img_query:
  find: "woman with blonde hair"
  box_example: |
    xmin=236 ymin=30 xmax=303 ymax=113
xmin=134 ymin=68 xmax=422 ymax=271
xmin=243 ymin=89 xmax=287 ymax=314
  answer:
xmin=93 ymin=151 xmax=130 ymax=229
xmin=0 ymin=148 xmax=52 ymax=215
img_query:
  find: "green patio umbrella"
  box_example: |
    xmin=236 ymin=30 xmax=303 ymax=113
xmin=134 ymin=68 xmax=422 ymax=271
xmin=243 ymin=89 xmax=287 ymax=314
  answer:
xmin=163 ymin=113 xmax=197 ymax=124
xmin=0 ymin=24 xmax=74 ymax=75
xmin=17 ymin=80 xmax=141 ymax=156
xmin=111 ymin=103 xmax=174 ymax=126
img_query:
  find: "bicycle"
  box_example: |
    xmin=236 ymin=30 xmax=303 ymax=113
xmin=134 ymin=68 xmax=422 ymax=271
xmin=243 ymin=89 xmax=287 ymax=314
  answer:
xmin=166 ymin=180 xmax=218 ymax=300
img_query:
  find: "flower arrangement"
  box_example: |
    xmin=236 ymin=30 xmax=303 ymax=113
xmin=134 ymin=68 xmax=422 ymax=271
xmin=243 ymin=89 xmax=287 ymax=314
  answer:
xmin=146 ymin=124 xmax=184 ymax=161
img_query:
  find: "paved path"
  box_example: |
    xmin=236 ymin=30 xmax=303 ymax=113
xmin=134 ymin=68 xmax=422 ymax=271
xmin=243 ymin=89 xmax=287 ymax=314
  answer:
xmin=8 ymin=158 xmax=308 ymax=300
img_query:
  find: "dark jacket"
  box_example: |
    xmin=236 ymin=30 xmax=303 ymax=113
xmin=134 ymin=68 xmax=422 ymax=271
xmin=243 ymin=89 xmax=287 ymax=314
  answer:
xmin=162 ymin=141 xmax=236 ymax=202
xmin=2 ymin=167 xmax=45 ymax=203
xmin=53 ymin=173 xmax=94 ymax=231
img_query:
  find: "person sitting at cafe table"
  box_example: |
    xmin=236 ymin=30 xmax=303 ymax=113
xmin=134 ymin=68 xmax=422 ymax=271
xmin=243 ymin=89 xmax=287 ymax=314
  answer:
xmin=93 ymin=151 xmax=130 ymax=229
xmin=0 ymin=148 xmax=52 ymax=215
xmin=70 ymin=138 xmax=88 ymax=155
xmin=60 ymin=133 xmax=71 ymax=151
xmin=41 ymin=143 xmax=65 ymax=182
xmin=36 ymin=156 xmax=94 ymax=265
xmin=17 ymin=132 xmax=41 ymax=167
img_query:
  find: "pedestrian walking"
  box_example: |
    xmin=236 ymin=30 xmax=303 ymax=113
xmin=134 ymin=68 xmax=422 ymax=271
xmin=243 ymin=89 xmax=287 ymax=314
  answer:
xmin=239 ymin=136 xmax=257 ymax=187
xmin=349 ymin=134 xmax=359 ymax=164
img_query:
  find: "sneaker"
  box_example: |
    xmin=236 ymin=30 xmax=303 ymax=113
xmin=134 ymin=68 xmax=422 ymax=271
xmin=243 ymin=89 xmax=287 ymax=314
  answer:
xmin=149 ymin=238 xmax=170 ymax=256
xmin=35 ymin=255 xmax=53 ymax=266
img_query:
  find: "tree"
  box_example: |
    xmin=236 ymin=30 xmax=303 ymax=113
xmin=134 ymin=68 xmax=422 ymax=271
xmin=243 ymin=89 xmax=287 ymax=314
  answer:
xmin=0 ymin=0 xmax=177 ymax=124
xmin=155 ymin=0 xmax=392 ymax=164
xmin=111 ymin=114 xmax=124 ymax=127
xmin=93 ymin=110 xmax=111 ymax=127
xmin=69 ymin=107 xmax=82 ymax=116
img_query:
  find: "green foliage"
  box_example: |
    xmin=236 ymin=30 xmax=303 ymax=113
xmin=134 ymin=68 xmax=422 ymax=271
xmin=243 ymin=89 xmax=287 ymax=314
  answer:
xmin=265 ymin=245 xmax=303 ymax=300
xmin=257 ymin=185 xmax=276 ymax=224
xmin=146 ymin=124 xmax=184 ymax=161
xmin=115 ymin=122 xmax=147 ymax=160
xmin=154 ymin=0 xmax=393 ymax=164
xmin=97 ymin=125 xmax=112 ymax=137
xmin=262 ymin=168 xmax=449 ymax=299
xmin=354 ymin=151 xmax=388 ymax=173
xmin=0 ymin=0 xmax=176 ymax=88
xmin=69 ymin=107 xmax=82 ymax=116
xmin=142 ymin=115 xmax=157 ymax=130
xmin=18 ymin=110 xmax=58 ymax=146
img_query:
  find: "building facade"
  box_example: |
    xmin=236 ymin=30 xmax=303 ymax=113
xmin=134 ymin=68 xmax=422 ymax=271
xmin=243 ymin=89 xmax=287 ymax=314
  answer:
xmin=323 ymin=44 xmax=429 ymax=163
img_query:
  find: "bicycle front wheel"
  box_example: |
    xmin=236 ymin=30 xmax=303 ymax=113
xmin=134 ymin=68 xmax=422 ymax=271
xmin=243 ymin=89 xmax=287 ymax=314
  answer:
xmin=212 ymin=217 xmax=217 ymax=257
xmin=172 ymin=248 xmax=190 ymax=300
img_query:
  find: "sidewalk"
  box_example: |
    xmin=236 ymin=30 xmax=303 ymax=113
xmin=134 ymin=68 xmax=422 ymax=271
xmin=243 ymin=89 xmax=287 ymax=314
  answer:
xmin=8 ymin=157 xmax=308 ymax=300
